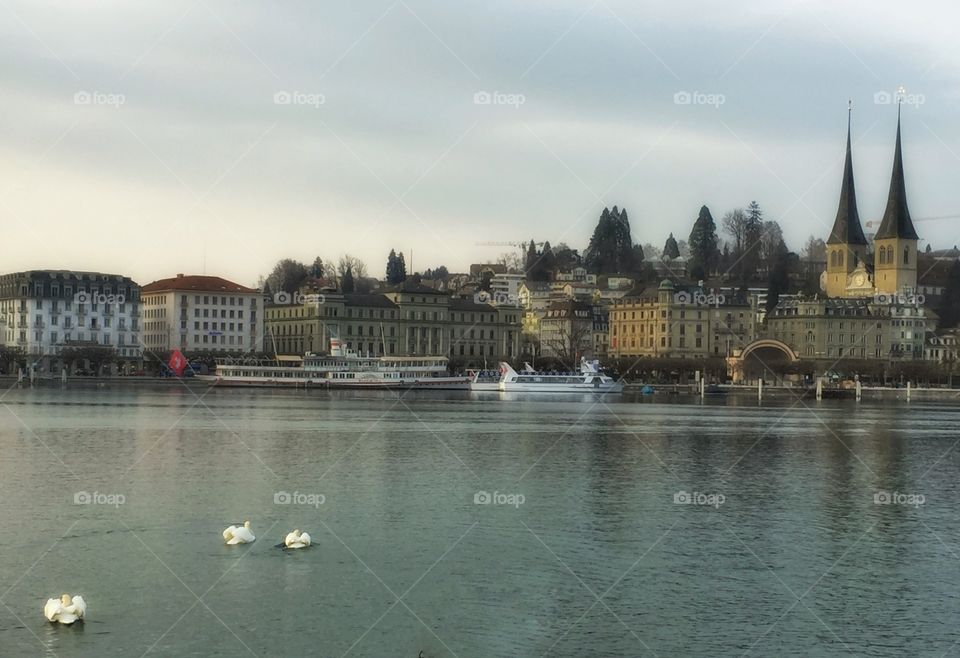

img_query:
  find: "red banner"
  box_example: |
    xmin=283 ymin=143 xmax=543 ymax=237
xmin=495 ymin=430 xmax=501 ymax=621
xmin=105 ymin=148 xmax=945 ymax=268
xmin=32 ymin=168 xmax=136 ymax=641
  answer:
xmin=168 ymin=350 xmax=188 ymax=377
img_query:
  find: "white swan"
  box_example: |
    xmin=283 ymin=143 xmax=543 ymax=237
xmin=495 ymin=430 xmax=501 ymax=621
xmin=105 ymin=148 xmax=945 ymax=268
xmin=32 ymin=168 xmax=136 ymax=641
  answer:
xmin=44 ymin=594 xmax=86 ymax=624
xmin=283 ymin=528 xmax=311 ymax=549
xmin=223 ymin=520 xmax=255 ymax=544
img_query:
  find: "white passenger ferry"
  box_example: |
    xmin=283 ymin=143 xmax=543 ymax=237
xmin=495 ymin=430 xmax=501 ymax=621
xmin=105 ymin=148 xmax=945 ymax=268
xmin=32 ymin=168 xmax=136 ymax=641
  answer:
xmin=472 ymin=359 xmax=624 ymax=393
xmin=197 ymin=339 xmax=470 ymax=390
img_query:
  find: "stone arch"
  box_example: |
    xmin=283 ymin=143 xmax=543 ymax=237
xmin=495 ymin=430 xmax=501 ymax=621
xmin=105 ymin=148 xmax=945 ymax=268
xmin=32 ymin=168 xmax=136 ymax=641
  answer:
xmin=727 ymin=339 xmax=799 ymax=383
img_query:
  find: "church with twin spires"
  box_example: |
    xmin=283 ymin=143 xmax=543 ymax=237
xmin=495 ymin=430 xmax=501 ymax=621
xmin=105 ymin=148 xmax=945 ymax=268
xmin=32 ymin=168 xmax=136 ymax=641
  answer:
xmin=823 ymin=105 xmax=920 ymax=299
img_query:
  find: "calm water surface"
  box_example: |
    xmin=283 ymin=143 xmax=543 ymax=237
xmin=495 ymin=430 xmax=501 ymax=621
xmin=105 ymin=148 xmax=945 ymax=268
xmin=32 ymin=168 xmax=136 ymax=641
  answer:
xmin=1 ymin=385 xmax=959 ymax=657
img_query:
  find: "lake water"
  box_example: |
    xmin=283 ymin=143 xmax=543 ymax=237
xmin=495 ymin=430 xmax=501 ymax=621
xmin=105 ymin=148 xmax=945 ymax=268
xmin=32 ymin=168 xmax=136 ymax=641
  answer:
xmin=1 ymin=385 xmax=959 ymax=657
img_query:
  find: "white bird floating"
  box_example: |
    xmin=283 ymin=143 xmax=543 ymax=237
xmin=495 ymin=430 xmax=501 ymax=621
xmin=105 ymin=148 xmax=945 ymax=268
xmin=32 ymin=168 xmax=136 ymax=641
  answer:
xmin=223 ymin=520 xmax=256 ymax=544
xmin=283 ymin=529 xmax=311 ymax=549
xmin=44 ymin=594 xmax=86 ymax=624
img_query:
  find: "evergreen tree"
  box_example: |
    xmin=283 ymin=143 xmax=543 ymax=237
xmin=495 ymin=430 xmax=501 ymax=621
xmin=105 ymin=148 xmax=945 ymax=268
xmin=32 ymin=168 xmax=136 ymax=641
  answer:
xmin=584 ymin=206 xmax=640 ymax=274
xmin=310 ymin=257 xmax=324 ymax=279
xmin=663 ymin=233 xmax=680 ymax=260
xmin=524 ymin=240 xmax=539 ymax=278
xmin=938 ymin=260 xmax=960 ymax=328
xmin=765 ymin=239 xmax=791 ymax=313
xmin=341 ymin=264 xmax=355 ymax=293
xmin=385 ymin=249 xmax=408 ymax=285
xmin=688 ymin=206 xmax=718 ymax=280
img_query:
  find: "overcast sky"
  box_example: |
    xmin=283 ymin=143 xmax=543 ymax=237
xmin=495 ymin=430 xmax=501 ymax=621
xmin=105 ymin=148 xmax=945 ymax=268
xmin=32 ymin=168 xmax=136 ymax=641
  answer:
xmin=1 ymin=0 xmax=958 ymax=287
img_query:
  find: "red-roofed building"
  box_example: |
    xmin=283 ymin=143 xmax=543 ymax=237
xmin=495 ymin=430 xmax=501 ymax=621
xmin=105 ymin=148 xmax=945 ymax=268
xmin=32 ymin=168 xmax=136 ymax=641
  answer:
xmin=141 ymin=274 xmax=264 ymax=353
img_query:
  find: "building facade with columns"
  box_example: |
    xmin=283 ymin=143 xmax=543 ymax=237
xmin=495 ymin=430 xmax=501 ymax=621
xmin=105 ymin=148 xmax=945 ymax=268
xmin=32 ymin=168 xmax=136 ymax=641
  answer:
xmin=264 ymin=282 xmax=521 ymax=365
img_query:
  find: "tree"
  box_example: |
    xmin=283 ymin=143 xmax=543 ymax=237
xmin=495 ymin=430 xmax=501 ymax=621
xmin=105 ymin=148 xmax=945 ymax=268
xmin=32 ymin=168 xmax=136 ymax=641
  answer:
xmin=802 ymin=236 xmax=826 ymax=262
xmin=584 ymin=206 xmax=640 ymax=274
xmin=479 ymin=270 xmax=493 ymax=292
xmin=759 ymin=220 xmax=784 ymax=275
xmin=544 ymin=323 xmax=593 ymax=369
xmin=422 ymin=265 xmax=450 ymax=280
xmin=552 ymin=243 xmax=581 ymax=271
xmin=496 ymin=251 xmax=523 ymax=272
xmin=663 ymin=233 xmax=680 ymax=259
xmin=688 ymin=205 xmax=719 ymax=280
xmin=309 ymin=257 xmax=324 ymax=279
xmin=765 ymin=239 xmax=791 ymax=313
xmin=525 ymin=240 xmax=539 ymax=278
xmin=337 ymin=255 xmax=368 ymax=282
xmin=722 ymin=207 xmax=762 ymax=284
xmin=266 ymin=259 xmax=309 ymax=294
xmin=926 ymin=243 xmax=933 ymax=254
xmin=385 ymin=249 xmax=407 ymax=284
xmin=341 ymin=265 xmax=355 ymax=293
xmin=938 ymin=260 xmax=960 ymax=328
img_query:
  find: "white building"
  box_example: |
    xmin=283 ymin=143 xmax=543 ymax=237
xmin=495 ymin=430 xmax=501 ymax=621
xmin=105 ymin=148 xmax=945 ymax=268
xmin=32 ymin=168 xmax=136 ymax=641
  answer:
xmin=141 ymin=274 xmax=264 ymax=353
xmin=0 ymin=270 xmax=142 ymax=367
xmin=489 ymin=273 xmax=525 ymax=305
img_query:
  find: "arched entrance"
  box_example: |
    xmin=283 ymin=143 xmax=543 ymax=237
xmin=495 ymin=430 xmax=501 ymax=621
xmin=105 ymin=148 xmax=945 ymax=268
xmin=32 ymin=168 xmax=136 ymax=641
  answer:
xmin=727 ymin=339 xmax=798 ymax=383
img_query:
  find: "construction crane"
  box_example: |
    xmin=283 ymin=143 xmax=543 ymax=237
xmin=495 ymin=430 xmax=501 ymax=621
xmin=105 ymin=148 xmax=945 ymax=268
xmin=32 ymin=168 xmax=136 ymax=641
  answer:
xmin=864 ymin=214 xmax=960 ymax=227
xmin=475 ymin=241 xmax=544 ymax=249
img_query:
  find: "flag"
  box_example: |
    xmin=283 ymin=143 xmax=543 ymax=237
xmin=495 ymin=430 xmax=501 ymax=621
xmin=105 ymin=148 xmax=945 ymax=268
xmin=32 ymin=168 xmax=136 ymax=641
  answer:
xmin=168 ymin=350 xmax=188 ymax=377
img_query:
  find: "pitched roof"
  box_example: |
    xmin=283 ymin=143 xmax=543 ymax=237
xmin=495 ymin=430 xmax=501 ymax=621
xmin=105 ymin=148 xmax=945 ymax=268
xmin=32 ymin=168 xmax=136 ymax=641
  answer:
xmin=142 ymin=274 xmax=257 ymax=294
xmin=875 ymin=111 xmax=919 ymax=241
xmin=827 ymin=109 xmax=868 ymax=246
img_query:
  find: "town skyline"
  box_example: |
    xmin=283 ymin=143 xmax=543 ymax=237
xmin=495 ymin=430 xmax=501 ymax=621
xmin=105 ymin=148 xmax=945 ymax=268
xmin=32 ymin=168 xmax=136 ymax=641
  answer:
xmin=1 ymin=1 xmax=959 ymax=287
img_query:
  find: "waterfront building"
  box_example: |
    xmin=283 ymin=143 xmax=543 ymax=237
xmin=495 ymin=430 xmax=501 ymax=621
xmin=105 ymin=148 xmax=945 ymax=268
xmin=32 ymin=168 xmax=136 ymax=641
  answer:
xmin=140 ymin=274 xmax=264 ymax=353
xmin=539 ymin=299 xmax=594 ymax=361
xmin=925 ymin=329 xmax=960 ymax=364
xmin=765 ymin=296 xmax=927 ymax=361
xmin=0 ymin=270 xmax=142 ymax=368
xmin=264 ymin=281 xmax=521 ymax=365
xmin=610 ymin=280 xmax=755 ymax=359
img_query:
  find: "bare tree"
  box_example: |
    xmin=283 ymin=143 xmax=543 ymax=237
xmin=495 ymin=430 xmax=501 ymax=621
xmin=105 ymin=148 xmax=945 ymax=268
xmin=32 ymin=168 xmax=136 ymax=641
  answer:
xmin=759 ymin=220 xmax=785 ymax=274
xmin=336 ymin=255 xmax=368 ymax=282
xmin=495 ymin=251 xmax=523 ymax=273
xmin=543 ymin=323 xmax=592 ymax=370
xmin=802 ymin=235 xmax=827 ymax=262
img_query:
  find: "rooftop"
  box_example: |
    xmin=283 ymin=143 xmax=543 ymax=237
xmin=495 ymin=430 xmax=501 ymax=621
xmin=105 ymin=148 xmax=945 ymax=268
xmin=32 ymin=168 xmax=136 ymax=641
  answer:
xmin=142 ymin=274 xmax=257 ymax=294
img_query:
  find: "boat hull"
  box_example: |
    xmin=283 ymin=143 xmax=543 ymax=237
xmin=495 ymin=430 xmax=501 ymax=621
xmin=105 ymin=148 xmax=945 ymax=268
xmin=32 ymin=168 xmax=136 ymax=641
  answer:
xmin=499 ymin=382 xmax=624 ymax=393
xmin=195 ymin=374 xmax=470 ymax=390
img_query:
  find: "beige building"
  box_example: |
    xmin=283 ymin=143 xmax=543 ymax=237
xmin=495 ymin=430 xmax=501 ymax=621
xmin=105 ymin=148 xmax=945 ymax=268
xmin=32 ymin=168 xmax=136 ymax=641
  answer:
xmin=141 ymin=274 xmax=264 ymax=353
xmin=766 ymin=296 xmax=928 ymax=361
xmin=265 ymin=282 xmax=521 ymax=364
xmin=610 ymin=280 xmax=755 ymax=359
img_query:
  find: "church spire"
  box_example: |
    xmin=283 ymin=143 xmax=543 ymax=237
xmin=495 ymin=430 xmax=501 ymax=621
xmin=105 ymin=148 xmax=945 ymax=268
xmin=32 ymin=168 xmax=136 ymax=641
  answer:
xmin=875 ymin=102 xmax=919 ymax=240
xmin=827 ymin=101 xmax=867 ymax=245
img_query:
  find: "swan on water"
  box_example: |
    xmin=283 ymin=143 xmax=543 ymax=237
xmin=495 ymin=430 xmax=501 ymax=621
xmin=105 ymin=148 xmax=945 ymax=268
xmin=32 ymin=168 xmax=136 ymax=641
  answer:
xmin=223 ymin=520 xmax=255 ymax=544
xmin=43 ymin=594 xmax=86 ymax=624
xmin=283 ymin=529 xmax=311 ymax=549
